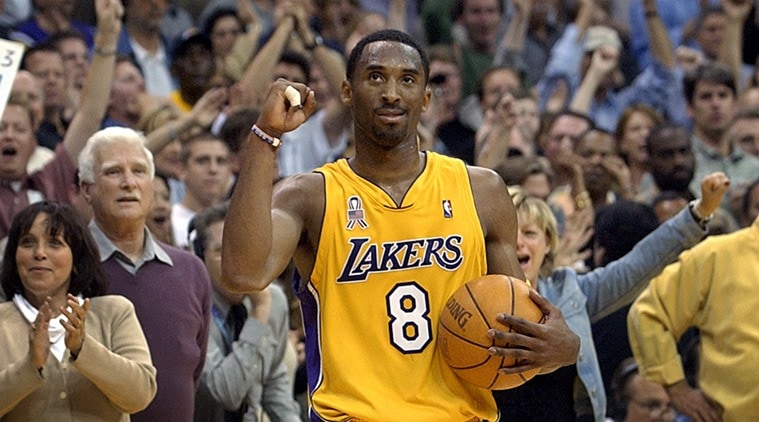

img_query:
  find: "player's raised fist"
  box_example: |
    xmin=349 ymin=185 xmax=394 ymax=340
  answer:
xmin=255 ymin=79 xmax=316 ymax=139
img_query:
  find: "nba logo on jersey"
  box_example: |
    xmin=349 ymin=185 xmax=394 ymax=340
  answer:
xmin=346 ymin=196 xmax=369 ymax=230
xmin=443 ymin=200 xmax=453 ymax=218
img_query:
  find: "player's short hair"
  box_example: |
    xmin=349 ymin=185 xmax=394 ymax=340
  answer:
xmin=346 ymin=29 xmax=429 ymax=83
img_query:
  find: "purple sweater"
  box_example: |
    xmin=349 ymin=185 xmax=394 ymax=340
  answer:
xmin=103 ymin=245 xmax=211 ymax=421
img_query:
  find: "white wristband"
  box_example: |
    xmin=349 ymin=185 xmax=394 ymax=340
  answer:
xmin=251 ymin=125 xmax=282 ymax=148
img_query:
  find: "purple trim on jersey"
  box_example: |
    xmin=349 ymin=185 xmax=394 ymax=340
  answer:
xmin=292 ymin=270 xmax=324 ymax=421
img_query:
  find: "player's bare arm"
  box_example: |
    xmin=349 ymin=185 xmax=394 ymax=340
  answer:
xmin=469 ymin=166 xmax=580 ymax=373
xmin=468 ymin=165 xmax=524 ymax=279
xmin=271 ymin=171 xmax=326 ymax=285
xmin=222 ymin=80 xmax=317 ymax=292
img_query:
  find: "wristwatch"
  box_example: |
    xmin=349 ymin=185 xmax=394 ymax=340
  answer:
xmin=688 ymin=200 xmax=713 ymax=229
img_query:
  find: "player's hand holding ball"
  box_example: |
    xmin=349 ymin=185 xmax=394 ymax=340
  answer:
xmin=438 ymin=274 xmax=579 ymax=389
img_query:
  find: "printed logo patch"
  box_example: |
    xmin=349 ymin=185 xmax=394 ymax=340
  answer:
xmin=346 ymin=196 xmax=369 ymax=230
xmin=442 ymin=199 xmax=453 ymax=218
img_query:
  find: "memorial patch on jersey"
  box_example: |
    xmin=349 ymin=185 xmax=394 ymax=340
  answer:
xmin=337 ymin=235 xmax=464 ymax=282
xmin=442 ymin=199 xmax=453 ymax=218
xmin=346 ymin=195 xmax=369 ymax=230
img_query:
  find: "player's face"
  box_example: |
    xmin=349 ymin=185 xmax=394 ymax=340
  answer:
xmin=343 ymin=41 xmax=431 ymax=148
xmin=515 ymin=212 xmax=550 ymax=283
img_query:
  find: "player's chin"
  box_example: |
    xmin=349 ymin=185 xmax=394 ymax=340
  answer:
xmin=371 ymin=126 xmax=408 ymax=145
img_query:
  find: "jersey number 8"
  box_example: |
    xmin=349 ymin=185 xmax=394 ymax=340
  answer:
xmin=386 ymin=282 xmax=432 ymax=354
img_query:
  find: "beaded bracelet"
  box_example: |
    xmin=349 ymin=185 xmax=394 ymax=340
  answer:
xmin=250 ymin=124 xmax=282 ymax=148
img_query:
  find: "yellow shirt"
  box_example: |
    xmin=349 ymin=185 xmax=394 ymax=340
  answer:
xmin=304 ymin=152 xmax=495 ymax=421
xmin=628 ymin=217 xmax=759 ymax=421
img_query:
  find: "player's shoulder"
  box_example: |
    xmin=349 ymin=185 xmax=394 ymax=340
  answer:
xmin=466 ymin=164 xmax=515 ymax=228
xmin=274 ymin=171 xmax=325 ymax=196
xmin=466 ymin=164 xmax=509 ymax=193
xmin=273 ymin=171 xmax=326 ymax=221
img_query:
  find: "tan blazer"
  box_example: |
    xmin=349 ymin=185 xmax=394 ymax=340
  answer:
xmin=0 ymin=295 xmax=157 ymax=421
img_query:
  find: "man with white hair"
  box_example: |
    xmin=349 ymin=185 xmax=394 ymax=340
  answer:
xmin=79 ymin=126 xmax=211 ymax=421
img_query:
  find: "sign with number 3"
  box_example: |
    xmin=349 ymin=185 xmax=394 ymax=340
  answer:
xmin=0 ymin=38 xmax=25 ymax=119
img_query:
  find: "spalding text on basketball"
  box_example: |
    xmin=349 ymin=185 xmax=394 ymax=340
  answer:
xmin=444 ymin=296 xmax=472 ymax=329
xmin=337 ymin=236 xmax=464 ymax=282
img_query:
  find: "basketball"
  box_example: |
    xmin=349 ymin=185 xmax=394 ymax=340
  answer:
xmin=437 ymin=274 xmax=546 ymax=390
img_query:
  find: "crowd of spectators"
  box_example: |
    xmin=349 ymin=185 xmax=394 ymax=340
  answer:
xmin=0 ymin=0 xmax=758 ymax=420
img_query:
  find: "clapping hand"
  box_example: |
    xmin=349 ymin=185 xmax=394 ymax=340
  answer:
xmin=61 ymin=294 xmax=90 ymax=358
xmin=29 ymin=297 xmax=53 ymax=372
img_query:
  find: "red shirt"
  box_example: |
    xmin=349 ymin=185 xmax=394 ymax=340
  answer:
xmin=0 ymin=144 xmax=76 ymax=239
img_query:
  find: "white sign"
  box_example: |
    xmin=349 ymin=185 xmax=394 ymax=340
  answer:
xmin=0 ymin=39 xmax=25 ymax=119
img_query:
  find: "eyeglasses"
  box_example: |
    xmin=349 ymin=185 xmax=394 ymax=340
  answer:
xmin=630 ymin=399 xmax=676 ymax=418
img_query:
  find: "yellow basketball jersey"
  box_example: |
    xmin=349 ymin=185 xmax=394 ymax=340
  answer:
xmin=302 ymin=152 xmax=496 ymax=421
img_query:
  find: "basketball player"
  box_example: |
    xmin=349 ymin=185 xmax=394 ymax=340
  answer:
xmin=222 ymin=29 xmax=580 ymax=421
